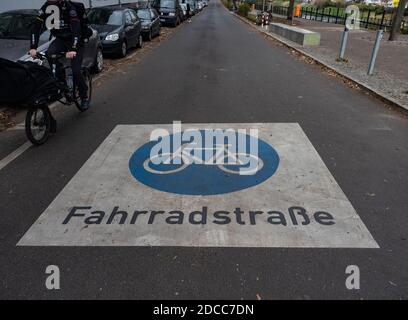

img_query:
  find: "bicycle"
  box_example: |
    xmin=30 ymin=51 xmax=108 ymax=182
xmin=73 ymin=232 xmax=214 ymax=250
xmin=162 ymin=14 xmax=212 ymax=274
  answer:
xmin=25 ymin=51 xmax=93 ymax=145
xmin=144 ymin=144 xmax=264 ymax=176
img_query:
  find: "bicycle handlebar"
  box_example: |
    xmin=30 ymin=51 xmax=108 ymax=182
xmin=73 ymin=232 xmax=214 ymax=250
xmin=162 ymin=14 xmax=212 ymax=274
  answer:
xmin=30 ymin=51 xmax=47 ymax=60
xmin=30 ymin=51 xmax=68 ymax=60
xmin=49 ymin=52 xmax=69 ymax=60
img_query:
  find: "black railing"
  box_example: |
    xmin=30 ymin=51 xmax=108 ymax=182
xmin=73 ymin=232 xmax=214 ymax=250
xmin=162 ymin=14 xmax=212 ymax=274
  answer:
xmin=253 ymin=4 xmax=407 ymax=32
xmin=298 ymin=6 xmax=393 ymax=30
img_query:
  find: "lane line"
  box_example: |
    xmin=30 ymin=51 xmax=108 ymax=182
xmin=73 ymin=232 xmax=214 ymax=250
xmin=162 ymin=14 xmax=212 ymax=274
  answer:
xmin=0 ymin=141 xmax=31 ymax=172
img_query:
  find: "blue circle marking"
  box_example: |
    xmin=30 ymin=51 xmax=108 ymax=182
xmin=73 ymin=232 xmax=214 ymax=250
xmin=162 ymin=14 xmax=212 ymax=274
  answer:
xmin=129 ymin=131 xmax=279 ymax=195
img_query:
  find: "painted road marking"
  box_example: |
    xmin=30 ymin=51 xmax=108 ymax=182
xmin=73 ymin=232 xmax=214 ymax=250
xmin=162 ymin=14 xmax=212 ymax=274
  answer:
xmin=130 ymin=129 xmax=279 ymax=195
xmin=0 ymin=102 xmax=63 ymax=172
xmin=0 ymin=142 xmax=31 ymax=172
xmin=18 ymin=123 xmax=379 ymax=248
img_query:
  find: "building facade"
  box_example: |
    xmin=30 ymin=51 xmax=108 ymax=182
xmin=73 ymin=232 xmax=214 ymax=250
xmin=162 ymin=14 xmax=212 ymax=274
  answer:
xmin=0 ymin=0 xmax=140 ymax=13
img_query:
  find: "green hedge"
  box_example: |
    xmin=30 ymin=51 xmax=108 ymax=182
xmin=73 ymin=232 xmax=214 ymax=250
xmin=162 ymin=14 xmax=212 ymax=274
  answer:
xmin=238 ymin=3 xmax=251 ymax=17
xmin=221 ymin=0 xmax=233 ymax=10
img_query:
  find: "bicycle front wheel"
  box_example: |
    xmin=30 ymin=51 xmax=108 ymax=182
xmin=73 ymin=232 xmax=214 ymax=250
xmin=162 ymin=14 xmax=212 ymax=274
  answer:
xmin=218 ymin=153 xmax=264 ymax=175
xmin=74 ymin=68 xmax=93 ymax=112
xmin=25 ymin=106 xmax=51 ymax=146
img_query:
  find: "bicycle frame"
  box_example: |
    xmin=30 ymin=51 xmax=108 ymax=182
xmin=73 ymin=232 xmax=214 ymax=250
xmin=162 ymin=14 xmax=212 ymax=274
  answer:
xmin=33 ymin=52 xmax=74 ymax=105
xmin=144 ymin=144 xmax=263 ymax=175
xmin=160 ymin=144 xmax=250 ymax=165
xmin=25 ymin=52 xmax=92 ymax=145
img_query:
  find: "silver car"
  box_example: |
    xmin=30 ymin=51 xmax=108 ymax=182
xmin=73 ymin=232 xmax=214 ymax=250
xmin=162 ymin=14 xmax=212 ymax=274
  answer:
xmin=0 ymin=9 xmax=104 ymax=73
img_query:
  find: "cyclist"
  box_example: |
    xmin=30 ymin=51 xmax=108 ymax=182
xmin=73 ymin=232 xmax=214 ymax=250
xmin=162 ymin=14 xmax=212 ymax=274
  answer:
xmin=29 ymin=0 xmax=89 ymax=110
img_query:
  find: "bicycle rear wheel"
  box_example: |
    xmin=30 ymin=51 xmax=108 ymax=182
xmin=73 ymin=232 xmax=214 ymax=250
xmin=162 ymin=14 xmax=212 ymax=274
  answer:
xmin=25 ymin=106 xmax=51 ymax=146
xmin=143 ymin=154 xmax=188 ymax=175
xmin=74 ymin=68 xmax=93 ymax=112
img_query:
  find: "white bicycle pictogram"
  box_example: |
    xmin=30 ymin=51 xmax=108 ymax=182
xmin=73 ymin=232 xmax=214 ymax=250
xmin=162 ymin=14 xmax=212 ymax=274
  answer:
xmin=144 ymin=144 xmax=264 ymax=175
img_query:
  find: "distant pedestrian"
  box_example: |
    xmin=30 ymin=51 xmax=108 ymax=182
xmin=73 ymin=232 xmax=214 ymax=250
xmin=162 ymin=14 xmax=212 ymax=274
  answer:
xmin=186 ymin=3 xmax=192 ymax=23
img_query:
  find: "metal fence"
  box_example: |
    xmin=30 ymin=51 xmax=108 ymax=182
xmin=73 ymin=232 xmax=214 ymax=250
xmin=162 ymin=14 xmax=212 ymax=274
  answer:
xmin=254 ymin=5 xmax=407 ymax=32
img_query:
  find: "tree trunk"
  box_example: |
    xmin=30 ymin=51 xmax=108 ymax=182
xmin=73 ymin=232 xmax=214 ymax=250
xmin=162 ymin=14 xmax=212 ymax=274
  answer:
xmin=287 ymin=0 xmax=295 ymax=21
xmin=389 ymin=0 xmax=408 ymax=41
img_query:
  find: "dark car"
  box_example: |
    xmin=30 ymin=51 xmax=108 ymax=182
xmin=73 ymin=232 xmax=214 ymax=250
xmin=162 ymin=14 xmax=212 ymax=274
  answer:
xmin=137 ymin=8 xmax=161 ymax=41
xmin=185 ymin=0 xmax=197 ymax=15
xmin=179 ymin=3 xmax=187 ymax=22
xmin=0 ymin=9 xmax=104 ymax=73
xmin=136 ymin=8 xmax=161 ymax=41
xmin=155 ymin=0 xmax=183 ymax=27
xmin=88 ymin=6 xmax=143 ymax=58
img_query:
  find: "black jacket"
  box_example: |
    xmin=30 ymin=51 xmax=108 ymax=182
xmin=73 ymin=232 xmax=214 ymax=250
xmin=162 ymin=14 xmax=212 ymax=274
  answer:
xmin=31 ymin=0 xmax=82 ymax=52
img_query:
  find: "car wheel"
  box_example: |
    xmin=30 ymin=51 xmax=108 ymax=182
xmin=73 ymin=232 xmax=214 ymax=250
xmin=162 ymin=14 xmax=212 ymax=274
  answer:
xmin=137 ymin=34 xmax=143 ymax=48
xmin=119 ymin=40 xmax=127 ymax=58
xmin=92 ymin=47 xmax=104 ymax=74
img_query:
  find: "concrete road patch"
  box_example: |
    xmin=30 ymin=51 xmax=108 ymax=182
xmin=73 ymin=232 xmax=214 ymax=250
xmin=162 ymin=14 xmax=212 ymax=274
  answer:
xmin=18 ymin=123 xmax=378 ymax=248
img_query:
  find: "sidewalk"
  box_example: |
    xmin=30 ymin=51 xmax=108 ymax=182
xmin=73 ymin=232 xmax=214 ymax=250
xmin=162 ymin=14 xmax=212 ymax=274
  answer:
xmin=242 ymin=13 xmax=408 ymax=110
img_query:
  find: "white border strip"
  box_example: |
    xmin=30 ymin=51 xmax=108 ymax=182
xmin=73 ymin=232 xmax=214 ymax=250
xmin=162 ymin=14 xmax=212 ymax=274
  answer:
xmin=0 ymin=141 xmax=31 ymax=171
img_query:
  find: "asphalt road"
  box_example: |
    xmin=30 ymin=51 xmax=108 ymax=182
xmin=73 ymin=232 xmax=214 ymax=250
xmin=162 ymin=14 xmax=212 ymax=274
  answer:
xmin=1 ymin=1 xmax=407 ymax=299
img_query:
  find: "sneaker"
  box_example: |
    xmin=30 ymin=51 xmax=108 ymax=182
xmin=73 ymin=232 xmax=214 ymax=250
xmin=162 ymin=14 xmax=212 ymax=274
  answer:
xmin=81 ymin=98 xmax=90 ymax=110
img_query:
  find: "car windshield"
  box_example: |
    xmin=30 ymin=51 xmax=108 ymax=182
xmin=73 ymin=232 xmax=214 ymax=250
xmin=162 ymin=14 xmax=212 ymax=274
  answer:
xmin=160 ymin=0 xmax=175 ymax=9
xmin=137 ymin=10 xmax=150 ymax=20
xmin=0 ymin=13 xmax=37 ymax=40
xmin=88 ymin=9 xmax=123 ymax=26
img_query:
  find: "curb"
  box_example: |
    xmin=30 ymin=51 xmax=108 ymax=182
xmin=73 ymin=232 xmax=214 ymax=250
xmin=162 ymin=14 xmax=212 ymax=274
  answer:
xmin=231 ymin=11 xmax=408 ymax=113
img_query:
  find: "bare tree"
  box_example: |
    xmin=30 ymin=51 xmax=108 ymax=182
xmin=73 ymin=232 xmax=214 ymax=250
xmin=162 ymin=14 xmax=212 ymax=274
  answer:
xmin=389 ymin=0 xmax=408 ymax=41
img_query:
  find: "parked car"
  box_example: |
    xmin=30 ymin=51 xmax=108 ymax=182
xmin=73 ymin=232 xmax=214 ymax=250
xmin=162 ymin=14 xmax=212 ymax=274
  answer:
xmin=197 ymin=2 xmax=204 ymax=11
xmin=0 ymin=9 xmax=104 ymax=73
xmin=155 ymin=0 xmax=183 ymax=27
xmin=136 ymin=8 xmax=161 ymax=41
xmin=180 ymin=3 xmax=188 ymax=21
xmin=87 ymin=6 xmax=143 ymax=58
xmin=201 ymin=0 xmax=208 ymax=7
xmin=185 ymin=0 xmax=198 ymax=15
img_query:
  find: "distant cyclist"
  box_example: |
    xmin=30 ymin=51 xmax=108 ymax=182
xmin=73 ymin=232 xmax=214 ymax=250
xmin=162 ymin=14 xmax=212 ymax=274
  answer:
xmin=29 ymin=0 xmax=90 ymax=110
xmin=186 ymin=3 xmax=192 ymax=23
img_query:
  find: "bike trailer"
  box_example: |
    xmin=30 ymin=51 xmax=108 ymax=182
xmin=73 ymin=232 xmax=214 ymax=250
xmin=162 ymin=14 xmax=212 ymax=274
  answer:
xmin=0 ymin=57 xmax=60 ymax=105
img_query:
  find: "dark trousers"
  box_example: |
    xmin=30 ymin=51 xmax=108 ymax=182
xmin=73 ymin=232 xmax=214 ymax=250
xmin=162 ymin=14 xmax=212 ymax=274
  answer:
xmin=47 ymin=38 xmax=88 ymax=99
